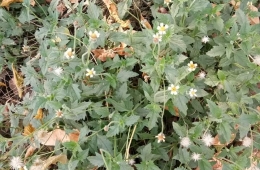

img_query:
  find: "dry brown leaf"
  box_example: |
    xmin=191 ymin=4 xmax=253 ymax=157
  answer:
xmin=30 ymin=154 xmax=67 ymax=170
xmin=36 ymin=129 xmax=79 ymax=146
xmin=248 ymin=5 xmax=259 ymax=25
xmin=92 ymin=49 xmax=116 ymax=61
xmin=140 ymin=15 xmax=152 ymax=29
xmin=69 ymin=0 xmax=78 ymax=3
xmin=102 ymin=0 xmax=130 ymax=28
xmin=0 ymin=0 xmax=23 ymax=8
xmin=34 ymin=108 xmax=43 ymax=120
xmin=213 ymin=133 xmax=236 ymax=152
xmin=12 ymin=64 xmax=23 ymax=98
xmin=230 ymin=0 xmax=240 ymax=9
xmin=0 ymin=82 xmax=6 ymax=86
xmin=23 ymin=124 xmax=35 ymax=136
xmin=212 ymin=4 xmax=221 ymax=16
xmin=24 ymin=145 xmax=36 ymax=160
xmin=68 ymin=129 xmax=80 ymax=142
xmin=57 ymin=2 xmax=66 ymax=14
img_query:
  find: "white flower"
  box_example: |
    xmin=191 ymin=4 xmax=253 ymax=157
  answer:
xmin=187 ymin=61 xmax=197 ymax=72
xmin=198 ymin=71 xmax=206 ymax=79
xmin=53 ymin=67 xmax=63 ymax=76
xmin=52 ymin=36 xmax=61 ymax=43
xmin=64 ymin=48 xmax=75 ymax=59
xmin=242 ymin=136 xmax=252 ymax=147
xmin=155 ymin=132 xmax=166 ymax=143
xmin=22 ymin=45 xmax=30 ymax=52
xmin=157 ymin=23 xmax=169 ymax=35
xmin=86 ymin=68 xmax=96 ymax=78
xmin=191 ymin=153 xmax=201 ymax=162
xmin=127 ymin=159 xmax=135 ymax=165
xmin=55 ymin=109 xmax=63 ymax=118
xmin=153 ymin=33 xmax=162 ymax=44
xmin=164 ymin=0 xmax=172 ymax=5
xmin=10 ymin=156 xmax=23 ymax=170
xmin=89 ymin=30 xmax=100 ymax=41
xmin=201 ymin=36 xmax=210 ymax=43
xmin=202 ymin=133 xmax=214 ymax=147
xmin=23 ymin=166 xmax=28 ymax=170
xmin=189 ymin=88 xmax=197 ymax=98
xmin=168 ymin=84 xmax=180 ymax=95
xmin=253 ymin=55 xmax=260 ymax=66
xmin=180 ymin=137 xmax=191 ymax=148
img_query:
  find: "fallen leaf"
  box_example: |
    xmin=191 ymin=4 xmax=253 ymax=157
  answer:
xmin=140 ymin=15 xmax=152 ymax=29
xmin=0 ymin=82 xmax=6 ymax=86
xmin=24 ymin=145 xmax=36 ymax=159
xmin=57 ymin=2 xmax=66 ymax=14
xmin=102 ymin=0 xmax=130 ymax=28
xmin=23 ymin=124 xmax=35 ymax=136
xmin=12 ymin=64 xmax=23 ymax=98
xmin=69 ymin=0 xmax=78 ymax=3
xmin=34 ymin=108 xmax=43 ymax=120
xmin=248 ymin=5 xmax=259 ymax=25
xmin=36 ymin=129 xmax=79 ymax=146
xmin=68 ymin=129 xmax=80 ymax=142
xmin=213 ymin=133 xmax=236 ymax=152
xmin=30 ymin=154 xmax=67 ymax=170
xmin=92 ymin=49 xmax=116 ymax=61
xmin=30 ymin=0 xmax=35 ymax=6
xmin=0 ymin=0 xmax=23 ymax=8
xmin=230 ymin=0 xmax=240 ymax=9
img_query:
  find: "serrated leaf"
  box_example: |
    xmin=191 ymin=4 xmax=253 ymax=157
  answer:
xmin=206 ymin=100 xmax=222 ymax=118
xmin=172 ymin=122 xmax=186 ymax=137
xmin=107 ymin=98 xmax=129 ymax=112
xmin=125 ymin=115 xmax=139 ymax=126
xmin=87 ymin=153 xmax=104 ymax=167
xmin=117 ymin=69 xmax=138 ymax=82
xmin=206 ymin=46 xmax=225 ymax=57
xmin=198 ymin=159 xmax=212 ymax=170
xmin=170 ymin=35 xmax=187 ymax=52
xmin=145 ymin=103 xmax=162 ymax=130
xmin=154 ymin=90 xmax=170 ymax=103
xmin=87 ymin=2 xmax=100 ymax=19
xmin=217 ymin=121 xmax=232 ymax=143
xmin=106 ymin=125 xmax=120 ymax=137
xmin=214 ymin=17 xmax=224 ymax=32
xmin=97 ymin=135 xmax=113 ymax=154
xmin=173 ymin=95 xmax=188 ymax=116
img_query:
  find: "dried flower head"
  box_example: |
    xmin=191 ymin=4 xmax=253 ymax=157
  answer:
xmin=180 ymin=137 xmax=191 ymax=148
xmin=198 ymin=71 xmax=206 ymax=79
xmin=187 ymin=61 xmax=197 ymax=72
xmin=64 ymin=48 xmax=75 ymax=59
xmin=201 ymin=36 xmax=210 ymax=43
xmin=127 ymin=159 xmax=135 ymax=165
xmin=242 ymin=136 xmax=252 ymax=147
xmin=155 ymin=132 xmax=166 ymax=143
xmin=157 ymin=23 xmax=169 ymax=35
xmin=55 ymin=109 xmax=63 ymax=118
xmin=53 ymin=67 xmax=63 ymax=76
xmin=103 ymin=125 xmax=109 ymax=132
xmin=10 ymin=156 xmax=23 ymax=170
xmin=164 ymin=0 xmax=172 ymax=5
xmin=191 ymin=153 xmax=201 ymax=162
xmin=52 ymin=36 xmax=61 ymax=43
xmin=253 ymin=55 xmax=260 ymax=66
xmin=89 ymin=30 xmax=100 ymax=41
xmin=153 ymin=33 xmax=162 ymax=44
xmin=22 ymin=45 xmax=30 ymax=52
xmin=86 ymin=68 xmax=96 ymax=78
xmin=168 ymin=84 xmax=180 ymax=95
xmin=189 ymin=88 xmax=197 ymax=98
xmin=202 ymin=133 xmax=214 ymax=147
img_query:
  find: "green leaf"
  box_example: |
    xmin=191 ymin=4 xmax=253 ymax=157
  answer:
xmin=18 ymin=8 xmax=36 ymax=24
xmin=87 ymin=2 xmax=100 ymax=19
xmin=173 ymin=95 xmax=188 ymax=116
xmin=63 ymin=141 xmax=80 ymax=151
xmin=190 ymin=100 xmax=204 ymax=113
xmin=206 ymin=46 xmax=225 ymax=57
xmin=117 ymin=0 xmax=132 ymax=19
xmin=125 ymin=115 xmax=139 ymax=126
xmin=145 ymin=103 xmax=162 ymax=130
xmin=140 ymin=143 xmax=152 ymax=161
xmin=190 ymin=0 xmax=210 ymax=12
xmin=117 ymin=69 xmax=138 ymax=82
xmin=198 ymin=159 xmax=212 ymax=170
xmin=238 ymin=113 xmax=259 ymax=138
xmin=106 ymin=125 xmax=120 ymax=137
xmin=172 ymin=122 xmax=186 ymax=137
xmin=136 ymin=161 xmax=161 ymax=170
xmin=87 ymin=153 xmax=104 ymax=167
xmin=154 ymin=90 xmax=170 ymax=103
xmin=214 ymin=17 xmax=224 ymax=32
xmin=217 ymin=70 xmax=226 ymax=81
xmin=170 ymin=35 xmax=187 ymax=52
xmin=66 ymin=101 xmax=92 ymax=120
xmin=217 ymin=121 xmax=232 ymax=143
xmin=2 ymin=38 xmax=15 ymax=45
xmin=206 ymin=100 xmax=222 ymax=119
xmin=97 ymin=135 xmax=113 ymax=154
xmin=107 ymin=98 xmax=129 ymax=112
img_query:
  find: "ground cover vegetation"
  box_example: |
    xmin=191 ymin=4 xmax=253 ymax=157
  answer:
xmin=0 ymin=0 xmax=260 ymax=169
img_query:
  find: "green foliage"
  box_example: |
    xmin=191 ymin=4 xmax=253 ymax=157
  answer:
xmin=1 ymin=0 xmax=260 ymax=169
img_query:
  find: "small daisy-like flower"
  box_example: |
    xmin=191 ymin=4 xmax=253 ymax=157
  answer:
xmin=10 ymin=156 xmax=23 ymax=170
xmin=180 ymin=137 xmax=191 ymax=148
xmin=157 ymin=23 xmax=169 ymax=35
xmin=155 ymin=132 xmax=166 ymax=143
xmin=253 ymin=55 xmax=260 ymax=66
xmin=23 ymin=166 xmax=28 ymax=170
xmin=198 ymin=71 xmax=206 ymax=79
xmin=52 ymin=36 xmax=61 ymax=43
xmin=55 ymin=109 xmax=63 ymax=118
xmin=201 ymin=36 xmax=210 ymax=43
xmin=187 ymin=61 xmax=197 ymax=72
xmin=191 ymin=153 xmax=201 ymax=162
xmin=202 ymin=133 xmax=214 ymax=147
xmin=103 ymin=125 xmax=109 ymax=132
xmin=189 ymin=88 xmax=197 ymax=98
xmin=127 ymin=159 xmax=135 ymax=165
xmin=89 ymin=30 xmax=100 ymax=41
xmin=64 ymin=48 xmax=75 ymax=59
xmin=168 ymin=84 xmax=180 ymax=95
xmin=153 ymin=33 xmax=162 ymax=44
xmin=164 ymin=0 xmax=172 ymax=5
xmin=22 ymin=45 xmax=30 ymax=52
xmin=86 ymin=68 xmax=96 ymax=78
xmin=53 ymin=67 xmax=63 ymax=76
xmin=242 ymin=136 xmax=252 ymax=147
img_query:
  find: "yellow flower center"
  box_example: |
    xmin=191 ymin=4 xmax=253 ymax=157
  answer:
xmin=171 ymin=87 xmax=177 ymax=92
xmin=159 ymin=27 xmax=166 ymax=31
xmin=189 ymin=64 xmax=195 ymax=69
xmin=191 ymin=91 xmax=195 ymax=95
xmin=90 ymin=33 xmax=97 ymax=39
xmin=88 ymin=70 xmax=93 ymax=75
xmin=68 ymin=51 xmax=73 ymax=57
